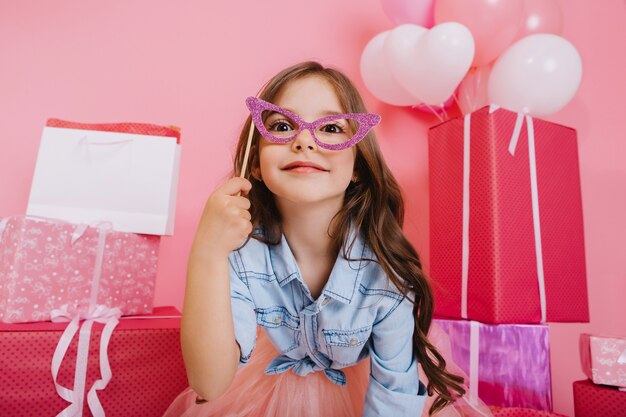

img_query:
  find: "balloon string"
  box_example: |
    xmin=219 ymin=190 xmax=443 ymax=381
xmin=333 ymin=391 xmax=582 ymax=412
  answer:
xmin=422 ymin=102 xmax=444 ymax=123
xmin=441 ymin=104 xmax=449 ymax=121
xmin=453 ymin=92 xmax=463 ymax=113
xmin=473 ymin=70 xmax=482 ymax=112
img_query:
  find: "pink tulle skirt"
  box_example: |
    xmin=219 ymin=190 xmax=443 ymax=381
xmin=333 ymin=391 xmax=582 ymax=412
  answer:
xmin=163 ymin=330 xmax=370 ymax=417
xmin=163 ymin=325 xmax=499 ymax=417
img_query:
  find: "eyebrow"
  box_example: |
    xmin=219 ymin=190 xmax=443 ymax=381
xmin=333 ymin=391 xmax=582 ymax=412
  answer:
xmin=279 ymin=106 xmax=345 ymax=117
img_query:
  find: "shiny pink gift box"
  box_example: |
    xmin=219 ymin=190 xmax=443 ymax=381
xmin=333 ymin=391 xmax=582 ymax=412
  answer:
xmin=434 ymin=318 xmax=552 ymax=411
xmin=580 ymin=333 xmax=626 ymax=388
xmin=0 ymin=215 xmax=159 ymax=323
xmin=429 ymin=106 xmax=589 ymax=323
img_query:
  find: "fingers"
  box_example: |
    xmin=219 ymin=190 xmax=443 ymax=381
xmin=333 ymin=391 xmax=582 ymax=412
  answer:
xmin=218 ymin=177 xmax=252 ymax=197
xmin=194 ymin=177 xmax=256 ymax=256
xmin=231 ymin=195 xmax=251 ymax=210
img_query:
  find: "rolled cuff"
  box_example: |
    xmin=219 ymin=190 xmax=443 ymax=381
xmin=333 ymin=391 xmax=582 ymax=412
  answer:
xmin=363 ymin=375 xmax=427 ymax=417
xmin=232 ymin=305 xmax=256 ymax=366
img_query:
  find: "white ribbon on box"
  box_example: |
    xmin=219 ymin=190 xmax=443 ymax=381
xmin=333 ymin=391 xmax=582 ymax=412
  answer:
xmin=51 ymin=305 xmax=120 ymax=417
xmin=47 ymin=221 xmax=120 ymax=417
xmin=460 ymin=106 xmax=548 ymax=323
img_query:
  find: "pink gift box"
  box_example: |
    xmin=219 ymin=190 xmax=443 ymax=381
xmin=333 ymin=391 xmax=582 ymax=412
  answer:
xmin=0 ymin=215 xmax=159 ymax=323
xmin=429 ymin=106 xmax=589 ymax=323
xmin=0 ymin=306 xmax=188 ymax=417
xmin=580 ymin=333 xmax=626 ymax=388
xmin=573 ymin=379 xmax=626 ymax=417
xmin=434 ymin=318 xmax=552 ymax=410
xmin=489 ymin=407 xmax=567 ymax=417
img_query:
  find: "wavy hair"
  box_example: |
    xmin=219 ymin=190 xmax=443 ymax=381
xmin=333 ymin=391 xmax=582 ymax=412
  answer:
xmin=233 ymin=61 xmax=464 ymax=414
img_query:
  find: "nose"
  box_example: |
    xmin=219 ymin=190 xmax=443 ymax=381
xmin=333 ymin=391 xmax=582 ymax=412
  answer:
xmin=291 ymin=128 xmax=317 ymax=152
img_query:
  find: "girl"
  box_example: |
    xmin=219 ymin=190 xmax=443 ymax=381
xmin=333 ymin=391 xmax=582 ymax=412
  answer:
xmin=165 ymin=61 xmax=469 ymax=417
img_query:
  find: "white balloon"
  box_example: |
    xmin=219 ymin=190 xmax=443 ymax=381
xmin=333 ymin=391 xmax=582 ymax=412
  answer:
xmin=401 ymin=22 xmax=475 ymax=105
xmin=488 ymin=34 xmax=582 ymax=117
xmin=360 ymin=31 xmax=419 ymax=106
xmin=384 ymin=24 xmax=427 ymax=97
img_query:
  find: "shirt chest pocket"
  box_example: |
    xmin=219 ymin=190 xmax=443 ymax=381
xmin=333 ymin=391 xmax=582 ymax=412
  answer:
xmin=255 ymin=306 xmax=300 ymax=353
xmin=322 ymin=326 xmax=372 ymax=367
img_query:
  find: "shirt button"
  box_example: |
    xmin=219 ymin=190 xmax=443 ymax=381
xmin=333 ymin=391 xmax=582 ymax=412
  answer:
xmin=349 ymin=338 xmax=358 ymax=346
xmin=321 ymin=298 xmax=329 ymax=305
xmin=312 ymin=350 xmax=318 ymax=356
xmin=274 ymin=316 xmax=282 ymax=325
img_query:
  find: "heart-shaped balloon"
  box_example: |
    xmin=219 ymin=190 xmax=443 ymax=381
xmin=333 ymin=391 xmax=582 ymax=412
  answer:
xmin=391 ymin=22 xmax=475 ymax=105
xmin=360 ymin=31 xmax=420 ymax=106
xmin=384 ymin=24 xmax=427 ymax=101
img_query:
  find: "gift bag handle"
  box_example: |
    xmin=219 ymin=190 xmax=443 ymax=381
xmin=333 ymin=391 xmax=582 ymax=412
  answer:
xmin=79 ymin=136 xmax=134 ymax=146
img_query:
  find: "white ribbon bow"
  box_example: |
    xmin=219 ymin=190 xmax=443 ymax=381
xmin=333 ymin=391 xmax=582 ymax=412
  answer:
xmin=51 ymin=304 xmax=122 ymax=417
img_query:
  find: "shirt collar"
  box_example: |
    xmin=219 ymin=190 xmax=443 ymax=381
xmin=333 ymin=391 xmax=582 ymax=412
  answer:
xmin=268 ymin=228 xmax=371 ymax=305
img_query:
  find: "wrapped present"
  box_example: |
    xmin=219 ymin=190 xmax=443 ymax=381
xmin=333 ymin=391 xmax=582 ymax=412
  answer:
xmin=0 ymin=215 xmax=159 ymax=323
xmin=429 ymin=105 xmax=589 ymax=323
xmin=573 ymin=379 xmax=626 ymax=417
xmin=28 ymin=119 xmax=181 ymax=235
xmin=0 ymin=306 xmax=188 ymax=417
xmin=434 ymin=319 xmax=552 ymax=410
xmin=489 ymin=407 xmax=567 ymax=417
xmin=580 ymin=333 xmax=626 ymax=388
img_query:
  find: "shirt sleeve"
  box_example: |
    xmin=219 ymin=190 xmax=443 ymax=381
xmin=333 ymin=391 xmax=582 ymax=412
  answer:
xmin=228 ymin=250 xmax=257 ymax=366
xmin=363 ymin=295 xmax=428 ymax=417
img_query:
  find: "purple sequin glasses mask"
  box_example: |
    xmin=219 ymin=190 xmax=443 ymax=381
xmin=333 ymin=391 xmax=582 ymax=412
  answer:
xmin=245 ymin=96 xmax=381 ymax=151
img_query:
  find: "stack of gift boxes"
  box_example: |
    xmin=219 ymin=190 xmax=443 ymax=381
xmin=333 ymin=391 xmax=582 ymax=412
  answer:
xmin=428 ymin=106 xmax=591 ymax=415
xmin=0 ymin=120 xmax=188 ymax=416
xmin=574 ymin=334 xmax=626 ymax=416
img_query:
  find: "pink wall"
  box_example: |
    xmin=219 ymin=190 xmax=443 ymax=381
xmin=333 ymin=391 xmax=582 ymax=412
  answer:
xmin=1 ymin=1 xmax=624 ymax=415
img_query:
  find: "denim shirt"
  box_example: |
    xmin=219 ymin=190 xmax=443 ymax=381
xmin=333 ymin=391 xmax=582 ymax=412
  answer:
xmin=228 ymin=230 xmax=428 ymax=417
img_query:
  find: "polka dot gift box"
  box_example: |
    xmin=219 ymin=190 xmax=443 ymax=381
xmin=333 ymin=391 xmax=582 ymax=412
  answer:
xmin=572 ymin=379 xmax=626 ymax=417
xmin=429 ymin=106 xmax=589 ymax=324
xmin=0 ymin=306 xmax=187 ymax=417
xmin=0 ymin=215 xmax=159 ymax=323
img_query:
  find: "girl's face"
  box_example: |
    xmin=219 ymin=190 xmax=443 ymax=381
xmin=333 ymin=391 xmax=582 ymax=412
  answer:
xmin=257 ymin=75 xmax=356 ymax=209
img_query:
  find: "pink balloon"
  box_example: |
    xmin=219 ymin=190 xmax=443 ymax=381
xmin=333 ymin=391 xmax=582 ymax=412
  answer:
xmin=394 ymin=22 xmax=475 ymax=105
xmin=457 ymin=65 xmax=492 ymax=115
xmin=516 ymin=0 xmax=563 ymax=40
xmin=360 ymin=31 xmax=420 ymax=106
xmin=381 ymin=0 xmax=435 ymax=27
xmin=435 ymin=0 xmax=524 ymax=67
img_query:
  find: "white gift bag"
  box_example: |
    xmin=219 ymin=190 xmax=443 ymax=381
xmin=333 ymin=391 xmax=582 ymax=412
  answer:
xmin=27 ymin=124 xmax=181 ymax=235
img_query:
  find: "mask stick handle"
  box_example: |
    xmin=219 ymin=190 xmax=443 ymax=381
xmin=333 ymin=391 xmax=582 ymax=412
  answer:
xmin=239 ymin=121 xmax=255 ymax=179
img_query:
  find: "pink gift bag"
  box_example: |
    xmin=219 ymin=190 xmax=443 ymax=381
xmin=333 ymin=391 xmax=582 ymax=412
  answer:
xmin=580 ymin=333 xmax=626 ymax=388
xmin=0 ymin=215 xmax=159 ymax=323
xmin=429 ymin=106 xmax=589 ymax=323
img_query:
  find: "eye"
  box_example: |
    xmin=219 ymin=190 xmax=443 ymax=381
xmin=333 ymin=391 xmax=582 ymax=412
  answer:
xmin=320 ymin=123 xmax=345 ymax=134
xmin=267 ymin=119 xmax=294 ymax=132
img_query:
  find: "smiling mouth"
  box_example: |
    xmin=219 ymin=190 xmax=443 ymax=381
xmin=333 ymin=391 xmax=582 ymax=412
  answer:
xmin=281 ymin=162 xmax=328 ymax=173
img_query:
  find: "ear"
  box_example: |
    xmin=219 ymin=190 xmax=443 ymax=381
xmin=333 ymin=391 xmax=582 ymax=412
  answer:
xmin=251 ymin=165 xmax=263 ymax=182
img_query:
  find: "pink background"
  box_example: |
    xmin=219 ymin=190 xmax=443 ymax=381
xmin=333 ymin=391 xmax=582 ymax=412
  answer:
xmin=0 ymin=1 xmax=624 ymax=415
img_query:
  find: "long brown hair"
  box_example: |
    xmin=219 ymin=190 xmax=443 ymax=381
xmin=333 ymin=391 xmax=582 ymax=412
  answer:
xmin=233 ymin=61 xmax=464 ymax=414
